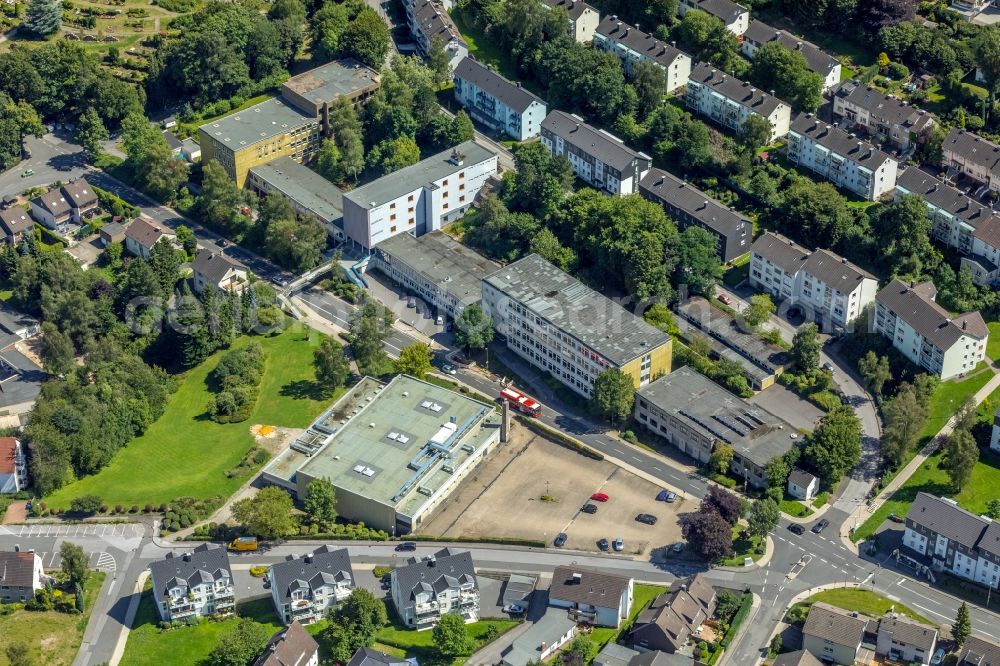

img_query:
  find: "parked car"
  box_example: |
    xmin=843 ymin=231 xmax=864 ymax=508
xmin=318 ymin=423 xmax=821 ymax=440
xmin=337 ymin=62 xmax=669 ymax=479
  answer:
xmin=441 ymin=362 xmax=457 ymax=375
xmin=718 ymin=293 xmax=733 ymax=305
xmin=811 ymin=519 xmax=830 ymax=534
xmin=665 ymin=491 xmax=677 ymax=503
xmin=672 ymin=542 xmax=684 ymax=553
xmin=504 ymin=603 xmax=525 ymax=615
xmin=613 ymin=537 xmax=624 ymax=552
xmin=636 ymin=514 xmax=658 ymax=525
xmin=394 ymin=541 xmax=417 ymax=551
xmin=597 ymin=538 xmax=610 ymax=551
xmin=887 ymin=513 xmax=904 ymax=524
xmin=655 ymin=490 xmax=676 ymax=502
xmin=822 ymin=362 xmax=834 ymax=372
xmin=590 ymin=492 xmax=609 ymax=502
xmin=407 ymin=296 xmax=416 ymax=308
xmin=787 ymin=523 xmax=805 ymax=535
xmin=20 ymin=169 xmax=33 ymax=178
xmin=581 ymin=503 xmax=598 ymax=514
xmin=554 ymin=532 xmax=567 ymax=547
xmin=931 ymin=648 xmax=945 ymax=665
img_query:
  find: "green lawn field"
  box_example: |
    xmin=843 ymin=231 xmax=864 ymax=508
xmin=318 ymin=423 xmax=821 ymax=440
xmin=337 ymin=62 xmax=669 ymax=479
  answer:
xmin=46 ymin=325 xmax=333 ymax=508
xmin=801 ymin=588 xmax=932 ymax=625
xmin=919 ymin=366 xmax=994 ymax=442
xmin=988 ymin=321 xmax=1000 ymax=363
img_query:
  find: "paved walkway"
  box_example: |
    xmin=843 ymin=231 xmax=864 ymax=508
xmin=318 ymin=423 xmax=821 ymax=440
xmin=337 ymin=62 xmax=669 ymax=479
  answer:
xmin=2 ymin=500 xmax=27 ymax=524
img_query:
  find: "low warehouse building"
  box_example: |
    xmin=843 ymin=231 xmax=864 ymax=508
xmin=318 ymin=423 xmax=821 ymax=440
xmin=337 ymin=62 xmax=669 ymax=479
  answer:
xmin=262 ymin=375 xmax=501 ymax=535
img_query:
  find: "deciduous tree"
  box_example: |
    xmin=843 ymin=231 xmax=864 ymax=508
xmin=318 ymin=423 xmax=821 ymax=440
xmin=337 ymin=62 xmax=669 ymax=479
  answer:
xmin=40 ymin=321 xmax=75 ymax=374
xmin=209 ymin=618 xmax=271 ymax=666
xmin=858 ymin=351 xmax=890 ymax=396
xmin=710 ymin=443 xmax=734 ymax=475
xmin=941 ymin=428 xmax=979 ymax=492
xmin=591 ymin=368 xmax=636 ymax=424
xmin=742 ymin=294 xmax=776 ymax=328
xmin=433 ymin=613 xmax=472 ymax=657
xmin=396 ymin=342 xmax=433 ymax=379
xmin=314 ymin=337 xmax=351 ymax=389
xmin=324 ymin=589 xmax=389 ymax=663
xmin=791 ymin=323 xmax=820 ymax=373
xmin=703 ymin=485 xmax=744 ymax=525
xmin=881 ymin=383 xmax=926 ymax=469
xmin=60 ymin=541 xmax=88 ymax=587
xmin=676 ymin=226 xmax=722 ymax=297
xmin=76 ymin=108 xmax=108 ymax=161
xmin=681 ymin=507 xmax=734 ymax=560
xmin=453 ymin=303 xmax=494 ymax=354
xmin=747 ymin=497 xmax=780 ymax=540
xmin=750 ymin=42 xmax=823 ymax=112
xmin=339 ymin=8 xmax=390 ymax=69
xmin=231 ymin=486 xmax=298 ymax=540
xmin=802 ymin=405 xmax=861 ymax=487
xmin=304 ymin=477 xmax=338 ymax=530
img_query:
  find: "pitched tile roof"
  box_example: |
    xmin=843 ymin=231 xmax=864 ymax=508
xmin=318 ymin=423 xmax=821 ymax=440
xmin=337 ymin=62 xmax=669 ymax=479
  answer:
xmin=685 ymin=0 xmax=748 ymax=23
xmin=974 ymin=215 xmax=1000 ymax=249
xmin=959 ymin=635 xmax=1000 ymax=666
xmin=689 ymin=62 xmax=788 ymax=117
xmin=0 ymin=205 xmax=32 ymax=237
xmin=61 ymin=179 xmax=98 ymax=209
xmin=394 ymin=548 xmax=476 ymax=602
xmin=771 ymin=650 xmax=824 ymax=666
xmin=877 ymin=615 xmax=938 ymax=652
xmin=834 ymin=81 xmax=935 ymax=132
xmin=788 ymin=468 xmax=817 ymax=488
xmin=596 ymin=16 xmax=689 ymax=69
xmin=541 ymin=0 xmax=596 ymax=21
xmin=252 ymin=621 xmax=319 ymax=666
xmin=802 ymin=602 xmax=867 ymax=648
xmin=541 ymin=110 xmax=651 ymax=172
xmin=943 ymin=128 xmax=1000 ymax=175
xmin=454 ymin=57 xmax=544 ymax=114
xmin=124 ymin=218 xmax=176 ymax=250
xmin=549 ymin=565 xmax=632 ymax=609
xmin=790 ymin=114 xmax=895 ymax=172
xmin=876 ymin=280 xmax=988 ymax=351
xmin=148 ymin=543 xmax=232 ymax=595
xmin=346 ymin=647 xmax=410 ymax=666
xmin=192 ymin=250 xmax=246 ymax=286
xmin=804 ymin=248 xmax=877 ymax=289
xmin=631 ymin=575 xmax=716 ymax=651
xmin=33 ymin=189 xmax=71 ymax=218
xmin=639 ymin=168 xmax=751 ymax=241
xmin=744 ymin=21 xmax=839 ymax=78
xmin=895 ymin=167 xmax=995 ymax=231
xmin=0 ymin=550 xmax=37 ymax=588
xmin=411 ymin=0 xmax=466 ymax=47
xmin=0 ymin=437 xmax=18 ymax=475
xmin=751 ymin=231 xmax=809 ymax=274
xmin=905 ymin=492 xmax=991 ymax=550
xmin=269 ymin=546 xmax=354 ymax=602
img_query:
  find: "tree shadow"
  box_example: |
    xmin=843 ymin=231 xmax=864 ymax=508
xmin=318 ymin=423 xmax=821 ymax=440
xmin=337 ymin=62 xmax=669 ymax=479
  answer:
xmin=279 ymin=379 xmax=331 ymax=401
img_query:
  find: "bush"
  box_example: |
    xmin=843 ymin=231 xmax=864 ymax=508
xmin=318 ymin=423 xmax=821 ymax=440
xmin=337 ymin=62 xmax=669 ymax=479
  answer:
xmin=159 ymin=503 xmax=169 ymax=512
xmin=621 ymin=430 xmax=638 ymax=444
xmin=252 ymin=449 xmax=269 ymax=465
xmin=99 ymin=505 xmax=108 ymax=513
xmin=70 ymin=495 xmax=103 ymax=515
xmin=130 ymin=505 xmax=139 ymax=513
xmin=208 ymin=344 xmax=266 ymax=423
xmin=144 ymin=503 xmax=154 ymax=513
xmin=249 ymin=566 xmax=268 ymax=577
xmin=372 ymin=566 xmax=393 ymax=578
xmin=114 ymin=504 xmax=124 ymax=514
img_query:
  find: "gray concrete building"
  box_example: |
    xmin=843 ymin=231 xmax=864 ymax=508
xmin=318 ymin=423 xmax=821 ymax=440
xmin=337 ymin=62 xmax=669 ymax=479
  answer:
xmin=247 ymin=157 xmax=346 ymax=240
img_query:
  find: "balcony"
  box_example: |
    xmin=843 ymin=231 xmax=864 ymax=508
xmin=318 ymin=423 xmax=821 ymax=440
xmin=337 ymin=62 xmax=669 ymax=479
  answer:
xmin=568 ymin=607 xmax=597 ymax=622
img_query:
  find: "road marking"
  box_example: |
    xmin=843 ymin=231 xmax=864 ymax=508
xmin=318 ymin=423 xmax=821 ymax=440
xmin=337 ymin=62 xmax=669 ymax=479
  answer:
xmin=911 ymin=602 xmax=951 ymax=622
xmin=631 ymin=456 xmax=641 ymax=463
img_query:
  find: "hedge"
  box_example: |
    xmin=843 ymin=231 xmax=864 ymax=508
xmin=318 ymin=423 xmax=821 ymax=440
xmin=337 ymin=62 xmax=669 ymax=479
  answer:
xmin=514 ymin=416 xmax=604 ymax=461
xmin=409 ymin=534 xmax=547 ymax=548
xmin=719 ymin=592 xmax=754 ymax=649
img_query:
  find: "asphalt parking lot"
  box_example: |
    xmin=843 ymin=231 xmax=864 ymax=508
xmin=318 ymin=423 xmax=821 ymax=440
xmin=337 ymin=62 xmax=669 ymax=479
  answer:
xmin=419 ymin=425 xmax=685 ymax=555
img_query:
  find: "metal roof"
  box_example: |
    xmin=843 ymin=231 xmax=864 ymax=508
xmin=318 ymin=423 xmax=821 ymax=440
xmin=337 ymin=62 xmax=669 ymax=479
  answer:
xmin=454 ymin=57 xmax=545 ymax=114
xmin=790 ymin=114 xmax=895 ymax=172
xmin=876 ymin=279 xmax=988 ymax=350
xmin=199 ymin=97 xmax=317 ymax=149
xmin=483 ymin=253 xmax=671 ymax=367
xmin=249 ymin=157 xmax=345 ymax=225
xmin=541 ymin=110 xmax=651 ymax=172
xmin=689 ymin=62 xmax=788 ymax=117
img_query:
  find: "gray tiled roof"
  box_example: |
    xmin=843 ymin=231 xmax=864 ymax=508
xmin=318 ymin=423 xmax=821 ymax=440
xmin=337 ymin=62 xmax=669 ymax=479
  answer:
xmin=541 ymin=110 xmax=651 ymax=172
xmin=959 ymin=635 xmax=1000 ymax=666
xmin=877 ymin=615 xmax=938 ymax=652
xmin=771 ymin=650 xmax=823 ymax=666
xmin=32 ymin=188 xmax=71 ymax=217
xmin=876 ymin=280 xmax=988 ymax=350
xmin=834 ymin=81 xmax=935 ymax=132
xmin=631 ymin=575 xmax=715 ymax=652
xmin=905 ymin=492 xmax=990 ymax=550
xmin=62 ymin=179 xmax=98 ymax=209
xmin=269 ymin=546 xmax=354 ymax=601
xmin=193 ymin=250 xmax=245 ymax=285
xmin=975 ymin=215 xmax=1000 ymax=249
xmin=124 ymin=217 xmax=176 ymax=249
xmin=979 ymin=521 xmax=1000 ymax=558
xmin=629 ymin=653 xmax=694 ymax=666
xmin=790 ymin=114 xmax=895 ymax=172
xmin=596 ymin=16 xmax=689 ymax=69
xmin=689 ymin=62 xmax=787 ymax=117
xmin=541 ymin=0 xmax=596 ymax=20
xmin=685 ymin=0 xmax=747 ymax=23
xmin=788 ymin=468 xmax=816 ymax=488
xmin=411 ymin=0 xmax=466 ymax=46
xmin=346 ymin=648 xmax=410 ymax=666
xmin=639 ymin=168 xmax=751 ymax=240
xmin=549 ymin=565 xmax=631 ymax=609
xmin=896 ymin=167 xmax=995 ymax=230
xmin=344 ymin=141 xmax=495 ymax=210
xmin=148 ymin=544 xmax=231 ymax=595
xmin=0 ymin=205 xmax=32 ymax=237
xmin=454 ymin=57 xmax=544 ymax=114
xmin=944 ymin=128 xmax=1000 ymax=175
xmin=802 ymin=602 xmax=867 ymax=648
xmin=744 ymin=21 xmax=839 ymax=78
xmin=0 ymin=551 xmax=36 ymax=588
xmin=393 ymin=548 xmax=476 ymax=602
xmin=751 ymin=231 xmax=808 ymax=275
xmin=803 ymin=248 xmax=876 ymax=289
xmin=252 ymin=622 xmax=319 ymax=666
xmin=484 ymin=253 xmax=670 ymax=367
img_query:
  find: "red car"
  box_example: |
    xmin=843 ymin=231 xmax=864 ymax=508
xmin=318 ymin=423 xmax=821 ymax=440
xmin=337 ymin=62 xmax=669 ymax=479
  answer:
xmin=590 ymin=492 xmax=609 ymax=502
xmin=718 ymin=293 xmax=733 ymax=305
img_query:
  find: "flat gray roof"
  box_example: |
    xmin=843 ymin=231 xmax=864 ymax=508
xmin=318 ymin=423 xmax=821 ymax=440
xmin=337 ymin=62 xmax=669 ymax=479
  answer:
xmin=282 ymin=59 xmax=379 ymax=106
xmin=484 ymin=254 xmax=671 ymax=367
xmin=373 ymin=231 xmax=497 ymax=308
xmin=199 ymin=97 xmax=316 ymax=149
xmin=344 ymin=141 xmax=496 ymax=210
xmin=295 ymin=375 xmax=499 ymax=518
xmin=638 ymin=366 xmax=799 ymax=467
xmin=249 ymin=157 xmax=345 ymax=225
xmin=675 ymin=297 xmax=789 ymax=374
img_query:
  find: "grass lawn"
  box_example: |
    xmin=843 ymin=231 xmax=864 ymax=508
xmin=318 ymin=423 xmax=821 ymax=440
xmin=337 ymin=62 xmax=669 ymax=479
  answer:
xmin=722 ymin=255 xmax=750 ymax=288
xmin=988 ymin=322 xmax=1000 ymax=362
xmin=588 ymin=584 xmax=666 ymax=658
xmin=802 ymin=588 xmax=932 ymax=625
xmin=120 ymin=593 xmax=281 ymax=666
xmin=449 ymin=9 xmax=544 ymax=99
xmin=720 ymin=527 xmax=764 ymax=567
xmin=918 ymin=366 xmax=993 ymax=442
xmin=46 ymin=325 xmax=333 ymax=508
xmin=369 ymin=618 xmax=520 ymax=665
xmin=812 ymin=491 xmax=829 ymax=509
xmin=779 ymin=497 xmax=813 ymax=518
xmin=0 ymin=571 xmax=106 ymax=666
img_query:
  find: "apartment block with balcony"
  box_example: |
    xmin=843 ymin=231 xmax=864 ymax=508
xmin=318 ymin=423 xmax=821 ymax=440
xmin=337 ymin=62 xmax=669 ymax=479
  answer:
xmin=548 ymin=566 xmax=633 ymax=628
xmin=742 ymin=21 xmax=840 ymax=92
xmin=391 ymin=548 xmax=479 ymax=630
xmin=403 ymin=0 xmax=468 ymax=72
xmin=267 ymin=546 xmax=355 ymax=625
xmin=832 ymin=80 xmax=935 ymax=151
xmin=874 ymin=280 xmax=988 ymax=380
xmin=148 ymin=544 xmax=234 ymax=622
xmin=942 ymin=128 xmax=1000 ymax=192
xmin=540 ymin=110 xmax=652 ymax=195
xmin=894 ymin=166 xmax=1000 ymax=286
xmin=639 ymin=168 xmax=751 ymax=263
xmin=903 ymin=493 xmax=1000 ymax=591
xmin=594 ymin=16 xmax=692 ymax=94
xmin=686 ymin=62 xmax=791 ymax=143
xmin=787 ymin=114 xmax=899 ymax=200
xmin=481 ymin=254 xmax=672 ymax=399
xmin=677 ymin=0 xmax=749 ymax=34
xmin=749 ymin=231 xmax=877 ymax=331
xmin=453 ymin=57 xmax=547 ymax=141
xmin=540 ymin=0 xmax=600 ymax=42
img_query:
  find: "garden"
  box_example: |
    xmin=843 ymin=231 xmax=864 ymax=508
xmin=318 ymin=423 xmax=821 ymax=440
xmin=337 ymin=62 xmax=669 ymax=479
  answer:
xmin=784 ymin=588 xmax=932 ymax=626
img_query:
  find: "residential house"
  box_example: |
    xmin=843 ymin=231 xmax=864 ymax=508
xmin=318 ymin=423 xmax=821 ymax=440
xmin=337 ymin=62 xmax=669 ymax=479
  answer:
xmin=894 ymin=166 xmax=1000 ymax=286
xmin=267 ymin=546 xmax=355 ymax=625
xmin=0 ymin=205 xmax=33 ymax=245
xmin=481 ymin=253 xmax=672 ymax=399
xmin=29 ymin=189 xmax=73 ymax=229
xmin=123 ymin=217 xmax=177 ymax=260
xmin=180 ymin=138 xmax=201 ymax=163
xmin=741 ymin=21 xmax=840 ymax=92
xmin=801 ymin=602 xmax=867 ymax=665
xmin=639 ymin=168 xmax=751 ymax=263
xmin=99 ymin=221 xmax=127 ymax=246
xmin=0 ymin=549 xmax=45 ymax=602
xmin=342 ymin=141 xmax=497 ymax=251
xmin=252 ymin=621 xmax=320 ymax=666
xmin=771 ymin=651 xmax=824 ymax=666
xmin=677 ymin=0 xmax=749 ymax=34
xmin=164 ymin=130 xmax=184 ymax=157
xmin=403 ymin=0 xmax=468 ymax=72
xmin=192 ymin=250 xmax=249 ymax=295
xmin=634 ymin=367 xmax=799 ymax=487
xmin=952 ymin=0 xmax=995 ymax=19
xmin=876 ymin=615 xmax=938 ymax=665
xmin=548 ymin=565 xmax=634 ymax=628
xmin=346 ymin=648 xmax=410 ymax=666
xmin=874 ymin=279 xmax=988 ymax=380
xmin=686 ymin=63 xmax=791 ymax=143
xmin=749 ymin=231 xmax=878 ymax=331
xmin=501 ymin=608 xmax=578 ymax=666
xmin=832 ymin=81 xmax=935 ymax=152
xmin=453 ymin=57 xmax=547 ymax=140
xmin=247 ymin=156 xmax=346 ymax=241
xmin=62 ymin=179 xmax=99 ymax=221
xmin=991 ymin=407 xmax=1000 ymax=453
xmin=903 ymin=492 xmax=1000 ymax=590
xmin=787 ymin=468 xmax=818 ymax=501
xmin=0 ymin=306 xmax=39 ymax=348
xmin=630 ymin=575 xmax=717 ymax=653
xmin=148 ymin=544 xmax=235 ymax=622
xmin=540 ymin=0 xmax=600 ymax=42
xmin=540 ymin=110 xmax=652 ymax=196
xmin=390 ymin=548 xmax=479 ymax=630
xmin=942 ymin=128 xmax=1000 ymax=193
xmin=0 ymin=437 xmax=27 ymax=494
xmin=958 ymin=635 xmax=1000 ymax=665
xmin=594 ymin=16 xmax=692 ymax=94
xmin=787 ymin=114 xmax=899 ymax=200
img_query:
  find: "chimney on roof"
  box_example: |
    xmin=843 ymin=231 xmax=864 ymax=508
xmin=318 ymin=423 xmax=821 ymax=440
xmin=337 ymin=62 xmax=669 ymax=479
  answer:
xmin=183 ymin=553 xmax=192 ymax=562
xmin=304 ymin=555 xmax=313 ymax=564
xmin=963 ymin=320 xmax=968 ymax=330
xmin=572 ymin=572 xmax=582 ymax=584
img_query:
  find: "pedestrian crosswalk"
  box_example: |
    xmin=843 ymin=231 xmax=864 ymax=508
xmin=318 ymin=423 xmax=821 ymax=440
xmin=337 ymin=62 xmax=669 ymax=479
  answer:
xmin=0 ymin=523 xmax=143 ymax=538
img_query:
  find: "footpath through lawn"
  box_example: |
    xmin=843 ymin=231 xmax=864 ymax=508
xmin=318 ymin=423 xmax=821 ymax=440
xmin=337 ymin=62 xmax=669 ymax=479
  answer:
xmin=46 ymin=325 xmax=332 ymax=509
